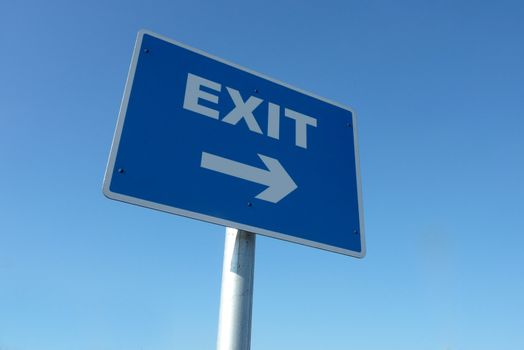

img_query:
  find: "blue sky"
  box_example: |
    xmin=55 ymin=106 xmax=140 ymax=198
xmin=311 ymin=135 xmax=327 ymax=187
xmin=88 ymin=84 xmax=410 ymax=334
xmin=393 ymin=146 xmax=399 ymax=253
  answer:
xmin=1 ymin=0 xmax=523 ymax=349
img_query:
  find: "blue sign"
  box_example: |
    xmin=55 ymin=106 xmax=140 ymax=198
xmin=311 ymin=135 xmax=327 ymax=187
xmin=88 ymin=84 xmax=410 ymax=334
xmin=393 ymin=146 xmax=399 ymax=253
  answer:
xmin=104 ymin=30 xmax=365 ymax=257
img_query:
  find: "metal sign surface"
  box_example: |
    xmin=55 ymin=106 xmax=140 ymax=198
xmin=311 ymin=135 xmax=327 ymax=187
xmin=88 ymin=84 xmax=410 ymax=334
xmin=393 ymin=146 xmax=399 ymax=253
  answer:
xmin=104 ymin=30 xmax=365 ymax=257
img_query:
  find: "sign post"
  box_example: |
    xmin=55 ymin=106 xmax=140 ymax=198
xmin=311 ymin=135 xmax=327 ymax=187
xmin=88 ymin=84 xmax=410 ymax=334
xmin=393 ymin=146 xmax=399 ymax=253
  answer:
xmin=103 ymin=29 xmax=365 ymax=350
xmin=216 ymin=228 xmax=256 ymax=350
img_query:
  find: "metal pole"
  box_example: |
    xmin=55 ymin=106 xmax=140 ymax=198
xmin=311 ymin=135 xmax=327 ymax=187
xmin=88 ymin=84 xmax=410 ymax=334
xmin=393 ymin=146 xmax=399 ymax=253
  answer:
xmin=216 ymin=227 xmax=256 ymax=350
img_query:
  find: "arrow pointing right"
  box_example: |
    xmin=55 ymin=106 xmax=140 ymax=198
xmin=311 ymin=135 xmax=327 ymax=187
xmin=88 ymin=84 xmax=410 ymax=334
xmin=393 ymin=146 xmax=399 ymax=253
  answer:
xmin=200 ymin=152 xmax=298 ymax=204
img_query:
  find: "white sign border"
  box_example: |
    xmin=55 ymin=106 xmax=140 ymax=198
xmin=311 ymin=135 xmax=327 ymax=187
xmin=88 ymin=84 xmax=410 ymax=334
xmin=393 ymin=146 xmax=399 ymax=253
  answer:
xmin=103 ymin=29 xmax=366 ymax=258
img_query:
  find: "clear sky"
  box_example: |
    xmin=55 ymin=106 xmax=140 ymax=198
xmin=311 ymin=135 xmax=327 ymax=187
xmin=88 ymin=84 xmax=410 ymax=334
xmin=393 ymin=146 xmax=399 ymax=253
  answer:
xmin=1 ymin=0 xmax=523 ymax=349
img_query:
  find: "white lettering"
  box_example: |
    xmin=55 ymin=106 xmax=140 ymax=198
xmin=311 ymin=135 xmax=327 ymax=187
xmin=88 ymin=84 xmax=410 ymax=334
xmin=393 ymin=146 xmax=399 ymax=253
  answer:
xmin=267 ymin=102 xmax=280 ymax=140
xmin=284 ymin=108 xmax=317 ymax=149
xmin=182 ymin=72 xmax=317 ymax=149
xmin=222 ymin=87 xmax=263 ymax=134
xmin=183 ymin=73 xmax=221 ymax=119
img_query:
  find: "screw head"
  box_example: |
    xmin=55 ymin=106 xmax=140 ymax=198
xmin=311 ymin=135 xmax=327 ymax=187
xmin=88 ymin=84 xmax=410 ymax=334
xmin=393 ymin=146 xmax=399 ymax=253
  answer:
xmin=118 ymin=168 xmax=125 ymax=174
xmin=353 ymin=229 xmax=359 ymax=235
xmin=347 ymin=122 xmax=352 ymax=127
xmin=143 ymin=48 xmax=150 ymax=53
xmin=247 ymin=202 xmax=253 ymax=207
xmin=254 ymin=89 xmax=259 ymax=93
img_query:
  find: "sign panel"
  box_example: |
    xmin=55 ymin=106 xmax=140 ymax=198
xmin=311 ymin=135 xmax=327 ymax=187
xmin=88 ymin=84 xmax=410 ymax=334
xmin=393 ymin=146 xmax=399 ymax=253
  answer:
xmin=104 ymin=30 xmax=365 ymax=257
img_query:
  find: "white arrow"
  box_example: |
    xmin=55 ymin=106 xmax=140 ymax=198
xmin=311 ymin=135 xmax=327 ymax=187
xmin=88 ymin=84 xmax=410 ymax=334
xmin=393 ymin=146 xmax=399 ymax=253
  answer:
xmin=201 ymin=152 xmax=298 ymax=204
